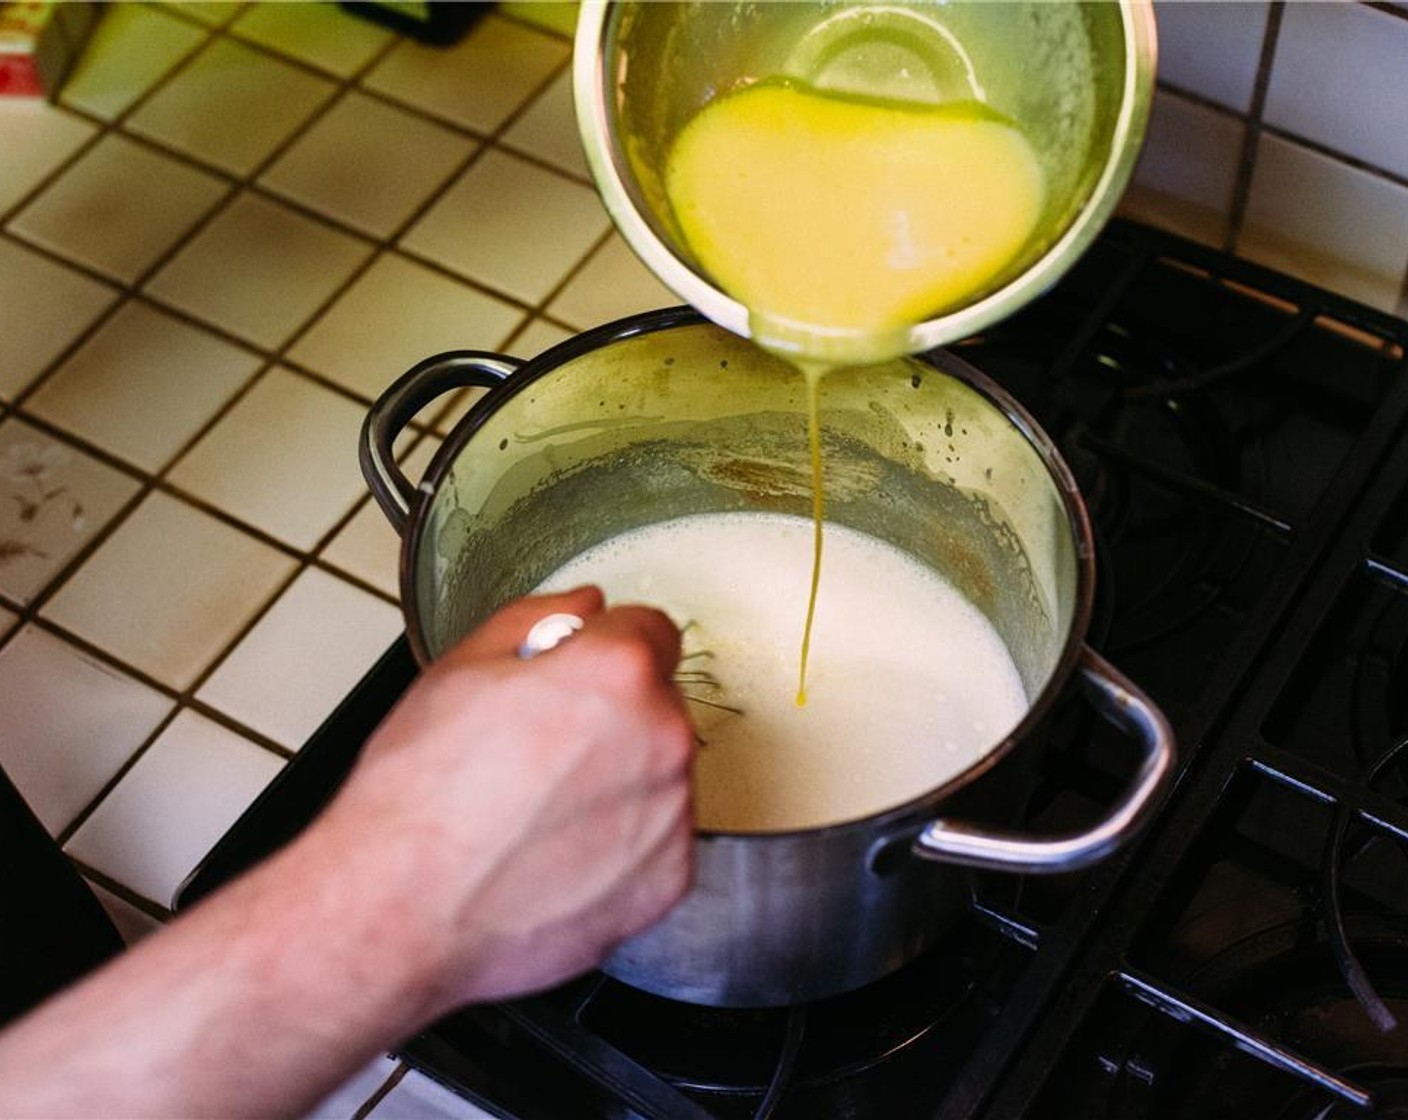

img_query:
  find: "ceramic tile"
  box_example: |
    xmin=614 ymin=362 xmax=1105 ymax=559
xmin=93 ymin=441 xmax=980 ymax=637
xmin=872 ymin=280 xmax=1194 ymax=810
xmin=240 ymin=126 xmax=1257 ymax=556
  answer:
xmin=125 ymin=36 xmax=337 ymax=177
xmin=9 ymin=133 xmax=229 ymax=284
xmin=260 ymin=91 xmax=476 ymax=239
xmin=1264 ymin=2 xmax=1408 ymax=181
xmin=289 ymin=252 xmax=524 ymax=400
xmin=547 ymin=232 xmax=680 ymax=329
xmin=321 ymin=437 xmax=438 ymax=598
xmin=0 ymin=419 xmax=141 ymax=606
xmin=362 ymin=13 xmax=568 ymax=135
xmin=157 ymin=2 xmax=246 ymax=28
xmin=64 ymin=709 xmax=284 ymax=906
xmin=305 ymin=1055 xmax=400 ymax=1120
xmin=60 ymin=4 xmax=209 ymax=121
xmin=1239 ymin=134 xmax=1408 ymax=314
xmin=167 ymin=367 xmax=369 ymax=551
xmin=402 ymin=149 xmax=610 ymax=304
xmin=428 ymin=389 xmax=493 ymax=439
xmin=0 ymin=626 xmax=174 ymax=835
xmin=232 ymin=2 xmax=394 ymax=77
xmin=0 ymin=604 xmax=16 ymax=641
xmin=1153 ymin=1 xmax=1269 ymax=113
xmin=1118 ymin=90 xmax=1245 ymax=249
xmin=0 ymin=102 xmax=97 ymax=215
xmin=501 ymin=69 xmax=589 ymax=180
xmin=366 ymin=1068 xmax=496 ymax=1120
xmin=25 ymin=301 xmax=262 ymax=473
xmin=506 ymin=317 xmax=574 ymax=361
xmin=146 ymin=192 xmax=373 ymax=350
xmin=499 ymin=2 xmax=580 ymax=39
xmin=0 ymin=238 xmax=118 ymax=401
xmin=41 ymin=490 xmax=297 ymax=690
xmin=86 ymin=880 xmax=165 ymax=944
xmin=198 ymin=568 xmax=401 ymax=748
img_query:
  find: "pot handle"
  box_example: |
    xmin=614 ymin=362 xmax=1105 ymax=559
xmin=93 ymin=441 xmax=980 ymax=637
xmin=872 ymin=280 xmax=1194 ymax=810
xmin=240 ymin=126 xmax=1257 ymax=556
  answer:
xmin=359 ymin=351 xmax=522 ymax=536
xmin=912 ymin=646 xmax=1176 ymax=874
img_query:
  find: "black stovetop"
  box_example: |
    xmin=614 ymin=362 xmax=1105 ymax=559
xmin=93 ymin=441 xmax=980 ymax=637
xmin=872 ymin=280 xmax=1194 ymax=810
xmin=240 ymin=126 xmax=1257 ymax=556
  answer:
xmin=178 ymin=220 xmax=1408 ymax=1119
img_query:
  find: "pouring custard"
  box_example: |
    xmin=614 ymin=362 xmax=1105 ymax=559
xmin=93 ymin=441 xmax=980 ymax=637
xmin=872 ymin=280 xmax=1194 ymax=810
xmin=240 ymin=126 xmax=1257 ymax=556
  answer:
xmin=662 ymin=79 xmax=1046 ymax=700
xmin=664 ymin=81 xmax=1046 ymax=363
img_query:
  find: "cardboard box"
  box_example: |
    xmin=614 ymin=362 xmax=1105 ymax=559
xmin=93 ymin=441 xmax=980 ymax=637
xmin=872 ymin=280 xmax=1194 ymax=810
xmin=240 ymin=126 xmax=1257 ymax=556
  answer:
xmin=0 ymin=2 xmax=102 ymax=99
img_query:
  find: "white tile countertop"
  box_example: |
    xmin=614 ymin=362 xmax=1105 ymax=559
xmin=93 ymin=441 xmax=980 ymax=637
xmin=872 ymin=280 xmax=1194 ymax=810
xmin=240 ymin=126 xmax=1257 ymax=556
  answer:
xmin=5 ymin=1 xmax=1408 ymax=1115
xmin=0 ymin=3 xmax=670 ymax=1114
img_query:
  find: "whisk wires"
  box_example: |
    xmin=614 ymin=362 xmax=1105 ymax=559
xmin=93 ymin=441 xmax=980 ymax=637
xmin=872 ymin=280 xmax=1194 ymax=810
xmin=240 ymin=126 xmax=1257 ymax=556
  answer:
xmin=672 ymin=621 xmax=743 ymax=743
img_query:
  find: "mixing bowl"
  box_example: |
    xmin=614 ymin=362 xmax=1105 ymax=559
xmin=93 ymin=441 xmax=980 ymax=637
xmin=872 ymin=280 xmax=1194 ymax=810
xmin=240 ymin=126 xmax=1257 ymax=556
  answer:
xmin=574 ymin=0 xmax=1156 ymax=360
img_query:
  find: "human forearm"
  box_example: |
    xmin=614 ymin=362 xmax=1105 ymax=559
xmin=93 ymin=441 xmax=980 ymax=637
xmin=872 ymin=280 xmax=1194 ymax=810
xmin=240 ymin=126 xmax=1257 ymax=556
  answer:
xmin=0 ymin=589 xmax=694 ymax=1118
xmin=0 ymin=813 xmax=451 ymax=1119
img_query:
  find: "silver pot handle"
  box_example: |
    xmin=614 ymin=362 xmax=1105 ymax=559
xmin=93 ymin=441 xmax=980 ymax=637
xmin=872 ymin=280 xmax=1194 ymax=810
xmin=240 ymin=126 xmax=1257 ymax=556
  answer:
xmin=359 ymin=351 xmax=522 ymax=535
xmin=913 ymin=646 xmax=1176 ymax=873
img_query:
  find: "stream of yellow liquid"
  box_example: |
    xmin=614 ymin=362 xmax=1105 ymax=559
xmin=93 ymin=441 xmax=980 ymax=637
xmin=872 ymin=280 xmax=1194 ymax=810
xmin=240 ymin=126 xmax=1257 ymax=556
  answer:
xmin=796 ymin=363 xmax=826 ymax=707
xmin=664 ymin=81 xmax=1046 ymax=703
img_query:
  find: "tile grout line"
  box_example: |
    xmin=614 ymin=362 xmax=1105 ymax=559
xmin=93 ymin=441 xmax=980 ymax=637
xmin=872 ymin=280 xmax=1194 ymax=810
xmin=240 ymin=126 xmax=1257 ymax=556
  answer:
xmin=194 ymin=51 xmax=592 ymax=629
xmin=12 ymin=23 xmax=417 ymax=858
xmin=350 ymin=1063 xmax=411 ymax=1120
xmin=3 ymin=18 xmax=257 ymax=413
xmin=147 ymin=0 xmax=249 ymax=34
xmin=1362 ymin=0 xmax=1408 ymax=21
xmin=7 ymin=34 xmax=589 ymax=417
xmin=204 ymin=2 xmax=594 ymax=190
xmin=1253 ymin=123 xmax=1408 ymax=195
xmin=6 ymin=10 xmax=613 ymax=902
xmin=1224 ymin=0 xmax=1285 ymax=255
xmin=1154 ymin=73 xmax=1408 ymax=200
xmin=20 ymin=606 xmax=301 ymax=766
xmin=9 ymin=97 xmax=426 ymax=659
xmin=12 ymin=25 xmax=411 ymax=496
xmin=8 ymin=68 xmax=588 ymax=414
xmin=70 ymin=857 xmax=177 ymax=926
xmin=167 ymin=45 xmax=597 ymax=741
xmin=0 ymin=0 xmax=236 ymax=227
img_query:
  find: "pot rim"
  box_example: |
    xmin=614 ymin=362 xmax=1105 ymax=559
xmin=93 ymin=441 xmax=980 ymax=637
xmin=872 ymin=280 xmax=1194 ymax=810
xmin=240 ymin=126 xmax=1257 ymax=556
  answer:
xmin=398 ymin=307 xmax=1098 ymax=841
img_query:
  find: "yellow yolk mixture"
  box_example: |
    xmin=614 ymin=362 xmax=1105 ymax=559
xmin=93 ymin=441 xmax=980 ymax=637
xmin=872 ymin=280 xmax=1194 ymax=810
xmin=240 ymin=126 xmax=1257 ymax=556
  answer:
xmin=661 ymin=81 xmax=1044 ymax=705
xmin=665 ymin=81 xmax=1046 ymax=361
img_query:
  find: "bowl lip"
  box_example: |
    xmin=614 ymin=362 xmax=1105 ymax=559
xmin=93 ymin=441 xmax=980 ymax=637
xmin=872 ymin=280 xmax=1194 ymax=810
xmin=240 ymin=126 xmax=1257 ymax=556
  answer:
xmin=401 ymin=307 xmax=1099 ymax=843
xmin=572 ymin=0 xmax=1159 ymax=357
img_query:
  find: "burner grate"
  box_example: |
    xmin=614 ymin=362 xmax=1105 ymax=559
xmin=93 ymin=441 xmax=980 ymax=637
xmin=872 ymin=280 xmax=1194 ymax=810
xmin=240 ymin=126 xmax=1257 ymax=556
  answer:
xmin=177 ymin=221 xmax=1408 ymax=1120
xmin=1035 ymin=762 xmax=1407 ymax=1119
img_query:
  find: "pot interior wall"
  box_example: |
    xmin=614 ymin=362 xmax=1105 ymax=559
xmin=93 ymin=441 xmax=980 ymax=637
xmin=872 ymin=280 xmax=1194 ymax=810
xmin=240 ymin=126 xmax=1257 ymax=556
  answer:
xmin=415 ymin=324 xmax=1079 ymax=703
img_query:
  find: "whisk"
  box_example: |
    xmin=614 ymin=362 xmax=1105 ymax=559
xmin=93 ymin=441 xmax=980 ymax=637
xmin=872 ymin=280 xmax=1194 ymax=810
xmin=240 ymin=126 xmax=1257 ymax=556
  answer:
xmin=673 ymin=621 xmax=743 ymax=743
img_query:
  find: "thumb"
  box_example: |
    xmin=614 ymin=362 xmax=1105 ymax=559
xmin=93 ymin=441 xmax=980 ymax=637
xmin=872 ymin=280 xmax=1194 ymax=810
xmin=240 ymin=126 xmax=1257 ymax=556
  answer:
xmin=439 ymin=587 xmax=606 ymax=665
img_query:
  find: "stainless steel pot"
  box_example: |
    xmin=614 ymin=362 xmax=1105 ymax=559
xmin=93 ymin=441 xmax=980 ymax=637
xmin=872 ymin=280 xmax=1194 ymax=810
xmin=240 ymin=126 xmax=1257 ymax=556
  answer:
xmin=360 ymin=309 xmax=1175 ymax=1007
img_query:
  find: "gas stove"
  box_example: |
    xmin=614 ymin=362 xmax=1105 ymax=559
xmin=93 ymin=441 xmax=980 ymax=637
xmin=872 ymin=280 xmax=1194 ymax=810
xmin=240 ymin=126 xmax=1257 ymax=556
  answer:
xmin=178 ymin=220 xmax=1408 ymax=1119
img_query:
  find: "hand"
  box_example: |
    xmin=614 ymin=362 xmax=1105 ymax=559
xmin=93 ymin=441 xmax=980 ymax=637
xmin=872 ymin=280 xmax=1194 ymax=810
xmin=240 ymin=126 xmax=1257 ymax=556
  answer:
xmin=318 ymin=587 xmax=697 ymax=1012
xmin=0 ymin=589 xmax=694 ymax=1119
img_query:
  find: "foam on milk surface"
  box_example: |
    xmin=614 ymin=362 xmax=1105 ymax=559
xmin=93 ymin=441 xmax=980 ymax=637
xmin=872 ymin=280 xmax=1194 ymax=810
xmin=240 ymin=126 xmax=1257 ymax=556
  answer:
xmin=537 ymin=511 xmax=1029 ymax=832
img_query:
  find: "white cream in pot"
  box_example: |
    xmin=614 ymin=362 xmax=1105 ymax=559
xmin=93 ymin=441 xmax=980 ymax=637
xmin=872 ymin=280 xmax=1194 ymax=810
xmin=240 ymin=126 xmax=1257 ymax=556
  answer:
xmin=537 ymin=511 xmax=1028 ymax=832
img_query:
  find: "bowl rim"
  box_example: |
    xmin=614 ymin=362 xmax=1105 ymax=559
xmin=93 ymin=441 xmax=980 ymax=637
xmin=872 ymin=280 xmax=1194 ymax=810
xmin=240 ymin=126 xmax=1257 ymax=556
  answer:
xmin=572 ymin=0 xmax=1158 ymax=359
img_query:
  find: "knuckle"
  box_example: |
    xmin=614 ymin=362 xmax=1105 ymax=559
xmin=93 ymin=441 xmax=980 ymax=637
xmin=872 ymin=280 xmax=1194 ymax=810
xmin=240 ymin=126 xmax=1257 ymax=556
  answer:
xmin=660 ymin=713 xmax=698 ymax=773
xmin=594 ymin=634 xmax=663 ymax=692
xmin=639 ymin=707 xmax=696 ymax=782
